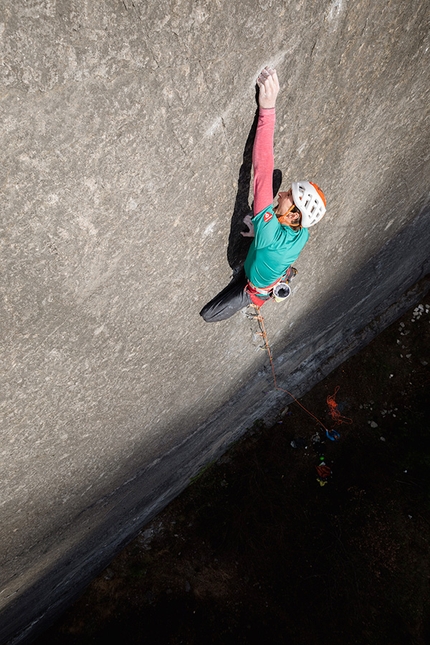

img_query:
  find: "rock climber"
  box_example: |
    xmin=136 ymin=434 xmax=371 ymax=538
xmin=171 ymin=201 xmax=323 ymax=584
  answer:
xmin=200 ymin=65 xmax=327 ymax=323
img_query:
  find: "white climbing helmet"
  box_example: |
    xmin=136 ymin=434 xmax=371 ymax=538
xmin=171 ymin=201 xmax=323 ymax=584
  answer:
xmin=292 ymin=181 xmax=327 ymax=228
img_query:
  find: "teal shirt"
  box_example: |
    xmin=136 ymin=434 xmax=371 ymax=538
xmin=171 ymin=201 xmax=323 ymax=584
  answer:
xmin=244 ymin=205 xmax=309 ymax=288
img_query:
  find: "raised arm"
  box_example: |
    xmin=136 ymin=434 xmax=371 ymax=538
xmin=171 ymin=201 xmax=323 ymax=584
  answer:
xmin=252 ymin=67 xmax=280 ymax=216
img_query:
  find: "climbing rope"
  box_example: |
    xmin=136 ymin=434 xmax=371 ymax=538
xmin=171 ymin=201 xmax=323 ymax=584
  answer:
xmin=252 ymin=306 xmax=331 ymax=433
xmin=252 ymin=304 xmax=354 ymax=486
xmin=327 ymin=385 xmax=353 ymax=426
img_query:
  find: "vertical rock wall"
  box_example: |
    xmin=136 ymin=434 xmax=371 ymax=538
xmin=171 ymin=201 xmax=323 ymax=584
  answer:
xmin=1 ymin=0 xmax=429 ymax=641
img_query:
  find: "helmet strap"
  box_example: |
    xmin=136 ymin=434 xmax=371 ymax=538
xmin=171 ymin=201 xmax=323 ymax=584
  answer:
xmin=281 ymin=202 xmax=298 ymax=217
xmin=278 ymin=202 xmax=302 ymax=229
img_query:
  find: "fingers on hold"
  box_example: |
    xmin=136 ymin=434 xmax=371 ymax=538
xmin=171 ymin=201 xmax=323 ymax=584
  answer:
xmin=258 ymin=66 xmax=277 ymax=83
xmin=258 ymin=76 xmax=270 ymax=89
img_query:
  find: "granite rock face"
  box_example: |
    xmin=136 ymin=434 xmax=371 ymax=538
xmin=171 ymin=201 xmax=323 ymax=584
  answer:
xmin=1 ymin=0 xmax=429 ymax=641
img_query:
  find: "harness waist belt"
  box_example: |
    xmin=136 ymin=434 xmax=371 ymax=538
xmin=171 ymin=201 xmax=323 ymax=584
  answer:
xmin=247 ymin=277 xmax=282 ymax=296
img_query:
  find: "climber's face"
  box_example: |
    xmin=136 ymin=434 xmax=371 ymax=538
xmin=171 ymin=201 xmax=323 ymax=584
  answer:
xmin=275 ymin=189 xmax=294 ymax=215
xmin=275 ymin=189 xmax=301 ymax=226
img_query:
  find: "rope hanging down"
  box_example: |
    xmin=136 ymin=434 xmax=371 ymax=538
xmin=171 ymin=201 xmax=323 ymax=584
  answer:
xmin=253 ymin=306 xmax=352 ymax=433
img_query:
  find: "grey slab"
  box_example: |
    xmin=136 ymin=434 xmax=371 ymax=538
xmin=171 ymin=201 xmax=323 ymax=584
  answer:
xmin=1 ymin=0 xmax=429 ymax=642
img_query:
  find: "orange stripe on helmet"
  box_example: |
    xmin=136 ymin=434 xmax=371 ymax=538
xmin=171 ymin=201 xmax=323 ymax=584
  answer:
xmin=309 ymin=182 xmax=327 ymax=207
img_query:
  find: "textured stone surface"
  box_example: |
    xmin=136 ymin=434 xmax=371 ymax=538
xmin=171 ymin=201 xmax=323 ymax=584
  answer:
xmin=1 ymin=0 xmax=429 ymax=642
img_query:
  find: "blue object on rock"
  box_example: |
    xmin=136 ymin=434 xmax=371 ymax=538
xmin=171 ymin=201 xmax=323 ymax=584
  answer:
xmin=326 ymin=428 xmax=340 ymax=441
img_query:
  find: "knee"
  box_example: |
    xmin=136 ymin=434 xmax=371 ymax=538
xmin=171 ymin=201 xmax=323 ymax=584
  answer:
xmin=199 ymin=305 xmax=215 ymax=323
xmin=200 ymin=310 xmax=210 ymax=322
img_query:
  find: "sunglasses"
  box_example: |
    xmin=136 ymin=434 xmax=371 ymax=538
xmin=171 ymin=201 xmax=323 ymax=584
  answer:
xmin=285 ymin=203 xmax=300 ymax=216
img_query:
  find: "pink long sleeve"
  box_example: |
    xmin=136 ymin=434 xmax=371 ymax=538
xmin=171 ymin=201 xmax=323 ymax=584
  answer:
xmin=252 ymin=107 xmax=276 ymax=216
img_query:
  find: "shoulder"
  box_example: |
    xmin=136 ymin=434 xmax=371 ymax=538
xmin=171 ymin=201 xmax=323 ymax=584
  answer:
xmin=253 ymin=205 xmax=277 ymax=226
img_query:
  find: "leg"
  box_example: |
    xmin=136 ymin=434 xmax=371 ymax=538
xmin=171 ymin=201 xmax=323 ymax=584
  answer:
xmin=200 ymin=271 xmax=251 ymax=323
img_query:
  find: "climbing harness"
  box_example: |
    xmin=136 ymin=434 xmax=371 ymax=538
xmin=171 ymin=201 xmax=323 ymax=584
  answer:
xmin=246 ymin=267 xmax=297 ymax=305
xmin=246 ymin=280 xmax=277 ymax=306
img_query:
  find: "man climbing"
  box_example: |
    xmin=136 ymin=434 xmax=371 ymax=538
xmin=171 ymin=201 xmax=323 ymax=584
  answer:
xmin=200 ymin=65 xmax=326 ymax=323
